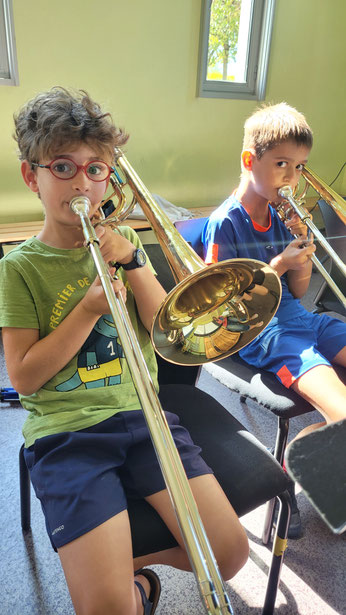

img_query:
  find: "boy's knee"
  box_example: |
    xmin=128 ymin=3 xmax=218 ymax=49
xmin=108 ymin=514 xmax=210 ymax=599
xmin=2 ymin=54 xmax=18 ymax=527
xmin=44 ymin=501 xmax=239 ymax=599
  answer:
xmin=218 ymin=525 xmax=249 ymax=581
xmin=76 ymin=588 xmax=137 ymax=615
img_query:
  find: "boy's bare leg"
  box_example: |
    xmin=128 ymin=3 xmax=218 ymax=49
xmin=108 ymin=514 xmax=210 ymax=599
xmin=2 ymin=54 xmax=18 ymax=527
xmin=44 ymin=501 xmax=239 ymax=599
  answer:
xmin=134 ymin=474 xmax=249 ymax=581
xmin=290 ymin=361 xmax=346 ymax=439
xmin=58 ymin=476 xmax=247 ymax=613
xmin=58 ymin=510 xmax=149 ymax=615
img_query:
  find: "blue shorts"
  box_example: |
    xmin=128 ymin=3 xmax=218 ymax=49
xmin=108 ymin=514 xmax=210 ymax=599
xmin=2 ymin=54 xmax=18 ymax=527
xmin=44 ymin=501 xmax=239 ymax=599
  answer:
xmin=24 ymin=404 xmax=212 ymax=551
xmin=240 ymin=312 xmax=346 ymax=388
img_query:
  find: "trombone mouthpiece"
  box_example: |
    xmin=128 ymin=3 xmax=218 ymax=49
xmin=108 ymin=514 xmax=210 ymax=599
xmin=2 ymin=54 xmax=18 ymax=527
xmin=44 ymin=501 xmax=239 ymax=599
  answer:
xmin=278 ymin=185 xmax=293 ymax=199
xmin=69 ymin=196 xmax=91 ymax=215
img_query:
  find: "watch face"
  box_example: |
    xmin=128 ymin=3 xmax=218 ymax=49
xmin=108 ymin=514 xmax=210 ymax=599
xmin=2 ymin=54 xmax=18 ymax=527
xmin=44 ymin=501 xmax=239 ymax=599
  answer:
xmin=122 ymin=248 xmax=147 ymax=270
xmin=136 ymin=249 xmax=146 ymax=266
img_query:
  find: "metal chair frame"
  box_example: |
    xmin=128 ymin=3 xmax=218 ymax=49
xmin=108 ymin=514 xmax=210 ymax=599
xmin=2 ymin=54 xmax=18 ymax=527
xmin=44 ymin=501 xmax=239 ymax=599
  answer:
xmin=312 ymin=198 xmax=346 ymax=317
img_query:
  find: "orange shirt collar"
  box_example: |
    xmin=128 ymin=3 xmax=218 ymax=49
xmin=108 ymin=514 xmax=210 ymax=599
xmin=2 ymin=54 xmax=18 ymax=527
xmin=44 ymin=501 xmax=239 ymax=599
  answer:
xmin=233 ymin=192 xmax=272 ymax=232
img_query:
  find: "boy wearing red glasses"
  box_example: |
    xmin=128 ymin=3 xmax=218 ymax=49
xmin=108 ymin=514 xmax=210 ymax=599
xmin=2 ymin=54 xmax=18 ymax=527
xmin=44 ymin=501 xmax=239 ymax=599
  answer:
xmin=0 ymin=87 xmax=248 ymax=614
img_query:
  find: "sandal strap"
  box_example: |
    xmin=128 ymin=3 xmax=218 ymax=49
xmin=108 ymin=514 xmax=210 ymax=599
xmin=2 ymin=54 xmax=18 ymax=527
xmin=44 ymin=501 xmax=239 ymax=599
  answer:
xmin=134 ymin=568 xmax=161 ymax=615
xmin=134 ymin=580 xmax=154 ymax=614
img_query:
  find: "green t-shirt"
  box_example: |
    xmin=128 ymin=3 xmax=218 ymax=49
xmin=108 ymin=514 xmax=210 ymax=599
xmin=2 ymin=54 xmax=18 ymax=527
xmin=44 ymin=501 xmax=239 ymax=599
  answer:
xmin=0 ymin=227 xmax=158 ymax=447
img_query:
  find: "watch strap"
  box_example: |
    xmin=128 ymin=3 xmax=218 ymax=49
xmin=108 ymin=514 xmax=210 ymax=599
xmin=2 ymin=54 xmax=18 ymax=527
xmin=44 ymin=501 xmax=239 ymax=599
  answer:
xmin=114 ymin=249 xmax=146 ymax=272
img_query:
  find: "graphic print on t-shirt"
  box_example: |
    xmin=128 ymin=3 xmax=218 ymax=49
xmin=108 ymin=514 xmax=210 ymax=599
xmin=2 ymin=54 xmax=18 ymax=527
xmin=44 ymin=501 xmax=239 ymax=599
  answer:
xmin=56 ymin=315 xmax=124 ymax=390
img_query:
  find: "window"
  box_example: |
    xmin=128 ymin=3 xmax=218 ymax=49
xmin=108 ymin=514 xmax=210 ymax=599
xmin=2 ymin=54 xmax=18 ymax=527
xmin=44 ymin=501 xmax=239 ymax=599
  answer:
xmin=197 ymin=0 xmax=275 ymax=100
xmin=0 ymin=0 xmax=18 ymax=86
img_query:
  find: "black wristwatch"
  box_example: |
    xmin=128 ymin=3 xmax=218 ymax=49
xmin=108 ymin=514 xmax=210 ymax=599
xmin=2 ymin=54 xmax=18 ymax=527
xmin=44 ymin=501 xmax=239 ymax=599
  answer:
xmin=116 ymin=248 xmax=147 ymax=272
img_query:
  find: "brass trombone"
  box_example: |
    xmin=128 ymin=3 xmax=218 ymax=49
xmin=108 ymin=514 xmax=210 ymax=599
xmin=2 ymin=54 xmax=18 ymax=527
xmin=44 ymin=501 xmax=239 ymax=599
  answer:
xmin=277 ymin=166 xmax=346 ymax=310
xmin=101 ymin=149 xmax=282 ymax=365
xmin=70 ymin=148 xmax=281 ymax=614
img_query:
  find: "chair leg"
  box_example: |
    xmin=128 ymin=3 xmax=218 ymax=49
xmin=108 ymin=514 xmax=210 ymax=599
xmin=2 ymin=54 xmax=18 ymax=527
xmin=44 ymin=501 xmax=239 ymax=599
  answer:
xmin=19 ymin=444 xmax=31 ymax=531
xmin=262 ymin=418 xmax=289 ymax=544
xmin=273 ymin=417 xmax=290 ymax=465
xmin=262 ymin=489 xmax=291 ymax=615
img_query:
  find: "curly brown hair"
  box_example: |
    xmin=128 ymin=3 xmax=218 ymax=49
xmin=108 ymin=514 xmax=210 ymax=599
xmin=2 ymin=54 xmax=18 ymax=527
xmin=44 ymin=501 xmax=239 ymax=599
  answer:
xmin=13 ymin=86 xmax=129 ymax=164
xmin=243 ymin=102 xmax=313 ymax=159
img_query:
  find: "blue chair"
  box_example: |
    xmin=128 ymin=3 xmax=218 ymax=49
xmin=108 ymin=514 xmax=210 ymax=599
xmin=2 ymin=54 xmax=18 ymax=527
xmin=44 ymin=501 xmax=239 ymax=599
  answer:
xmin=175 ymin=217 xmax=207 ymax=258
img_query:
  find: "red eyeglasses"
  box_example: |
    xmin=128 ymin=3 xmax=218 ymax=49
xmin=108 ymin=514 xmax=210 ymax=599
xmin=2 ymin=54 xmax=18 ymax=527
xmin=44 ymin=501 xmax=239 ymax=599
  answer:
xmin=32 ymin=158 xmax=114 ymax=182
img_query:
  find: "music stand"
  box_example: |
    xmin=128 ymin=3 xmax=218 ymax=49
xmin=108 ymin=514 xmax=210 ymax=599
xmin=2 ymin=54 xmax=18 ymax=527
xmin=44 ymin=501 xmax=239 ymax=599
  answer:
xmin=285 ymin=419 xmax=346 ymax=534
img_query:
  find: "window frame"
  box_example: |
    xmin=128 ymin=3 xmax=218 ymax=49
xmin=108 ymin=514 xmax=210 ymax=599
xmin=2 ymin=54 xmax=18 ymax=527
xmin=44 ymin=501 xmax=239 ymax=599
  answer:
xmin=0 ymin=0 xmax=19 ymax=86
xmin=197 ymin=0 xmax=275 ymax=100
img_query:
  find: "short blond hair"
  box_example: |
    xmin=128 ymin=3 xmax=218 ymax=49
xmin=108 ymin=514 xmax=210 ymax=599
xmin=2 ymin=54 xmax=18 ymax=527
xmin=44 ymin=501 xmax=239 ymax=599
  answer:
xmin=243 ymin=102 xmax=313 ymax=159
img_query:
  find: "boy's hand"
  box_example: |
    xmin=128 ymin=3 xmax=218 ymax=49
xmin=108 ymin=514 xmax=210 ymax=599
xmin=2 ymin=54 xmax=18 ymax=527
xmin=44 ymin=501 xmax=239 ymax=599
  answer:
xmin=94 ymin=224 xmax=135 ymax=265
xmin=270 ymin=238 xmax=316 ymax=275
xmin=80 ymin=269 xmax=127 ymax=316
xmin=284 ymin=210 xmax=312 ymax=239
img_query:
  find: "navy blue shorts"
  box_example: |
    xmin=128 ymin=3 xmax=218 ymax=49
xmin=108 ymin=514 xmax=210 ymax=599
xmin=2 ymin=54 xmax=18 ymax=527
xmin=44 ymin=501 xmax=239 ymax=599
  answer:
xmin=240 ymin=311 xmax=346 ymax=387
xmin=24 ymin=401 xmax=212 ymax=551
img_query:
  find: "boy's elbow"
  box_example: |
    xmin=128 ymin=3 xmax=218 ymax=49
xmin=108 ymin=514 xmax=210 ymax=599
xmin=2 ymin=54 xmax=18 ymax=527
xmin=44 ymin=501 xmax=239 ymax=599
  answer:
xmin=287 ymin=279 xmax=309 ymax=300
xmin=290 ymin=283 xmax=309 ymax=299
xmin=290 ymin=289 xmax=304 ymax=299
xmin=10 ymin=375 xmax=38 ymax=397
xmin=18 ymin=387 xmax=37 ymax=397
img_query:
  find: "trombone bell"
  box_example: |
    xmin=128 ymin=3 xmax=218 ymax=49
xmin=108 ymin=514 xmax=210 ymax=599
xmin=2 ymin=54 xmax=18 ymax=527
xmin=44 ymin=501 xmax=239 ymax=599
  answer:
xmin=153 ymin=259 xmax=281 ymax=365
